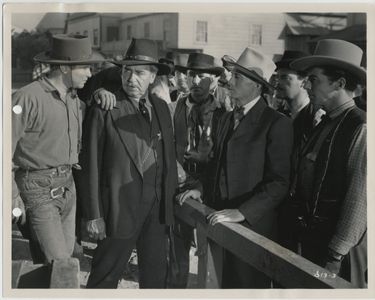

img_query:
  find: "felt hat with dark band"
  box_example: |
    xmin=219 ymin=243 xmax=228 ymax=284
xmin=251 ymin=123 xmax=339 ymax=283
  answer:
xmin=34 ymin=34 xmax=106 ymax=65
xmin=225 ymin=47 xmax=276 ymax=90
xmin=290 ymin=39 xmax=366 ymax=83
xmin=175 ymin=53 xmax=224 ymax=76
xmin=113 ymin=38 xmax=171 ymax=76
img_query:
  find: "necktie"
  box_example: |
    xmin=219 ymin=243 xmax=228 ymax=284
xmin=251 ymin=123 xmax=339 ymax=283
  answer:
xmin=233 ymin=106 xmax=245 ymax=130
xmin=139 ymin=98 xmax=150 ymax=123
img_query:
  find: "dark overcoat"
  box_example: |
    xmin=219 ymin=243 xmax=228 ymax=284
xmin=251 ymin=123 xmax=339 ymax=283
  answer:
xmin=76 ymin=90 xmax=178 ymax=239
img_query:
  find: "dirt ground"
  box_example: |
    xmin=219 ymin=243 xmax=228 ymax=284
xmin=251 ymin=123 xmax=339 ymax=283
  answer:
xmin=12 ymin=224 xmax=198 ymax=289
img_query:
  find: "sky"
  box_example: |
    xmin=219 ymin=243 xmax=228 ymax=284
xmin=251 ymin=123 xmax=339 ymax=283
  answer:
xmin=12 ymin=13 xmax=45 ymax=31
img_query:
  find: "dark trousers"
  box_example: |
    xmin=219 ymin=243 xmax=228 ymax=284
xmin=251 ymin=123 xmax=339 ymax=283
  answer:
xmin=86 ymin=196 xmax=168 ymax=289
xmin=222 ymin=250 xmax=271 ymax=288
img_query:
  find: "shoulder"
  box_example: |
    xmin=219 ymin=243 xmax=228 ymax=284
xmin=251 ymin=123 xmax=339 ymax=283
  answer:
xmin=12 ymin=81 xmax=44 ymax=108
xmin=264 ymin=105 xmax=293 ymax=127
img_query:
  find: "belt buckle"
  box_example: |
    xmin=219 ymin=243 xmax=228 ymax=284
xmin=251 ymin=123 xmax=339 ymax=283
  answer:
xmin=57 ymin=165 xmax=70 ymax=174
xmin=50 ymin=187 xmax=64 ymax=199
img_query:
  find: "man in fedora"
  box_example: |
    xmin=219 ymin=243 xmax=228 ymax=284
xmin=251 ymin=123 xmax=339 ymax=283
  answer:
xmin=12 ymin=34 xmax=103 ymax=264
xmin=179 ymin=47 xmax=293 ymax=288
xmin=169 ymin=52 xmax=190 ymax=103
xmin=76 ymin=38 xmax=178 ymax=288
xmin=274 ymin=50 xmax=325 ymax=251
xmin=289 ymin=39 xmax=367 ymax=287
xmin=169 ymin=52 xmax=226 ymax=288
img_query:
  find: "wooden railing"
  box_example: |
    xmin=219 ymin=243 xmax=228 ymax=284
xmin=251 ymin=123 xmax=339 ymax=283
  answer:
xmin=174 ymin=199 xmax=354 ymax=289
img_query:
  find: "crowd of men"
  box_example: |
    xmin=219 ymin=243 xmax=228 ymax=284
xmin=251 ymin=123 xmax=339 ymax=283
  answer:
xmin=11 ymin=33 xmax=367 ymax=289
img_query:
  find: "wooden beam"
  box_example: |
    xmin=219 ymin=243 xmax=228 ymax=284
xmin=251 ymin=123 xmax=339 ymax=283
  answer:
xmin=175 ymin=199 xmax=354 ymax=289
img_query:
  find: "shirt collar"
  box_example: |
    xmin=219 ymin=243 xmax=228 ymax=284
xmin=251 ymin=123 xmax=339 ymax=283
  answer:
xmin=327 ymin=99 xmax=355 ymax=119
xmin=39 ymin=76 xmax=70 ymax=100
xmin=290 ymin=96 xmax=310 ymax=120
xmin=242 ymin=96 xmax=261 ymax=116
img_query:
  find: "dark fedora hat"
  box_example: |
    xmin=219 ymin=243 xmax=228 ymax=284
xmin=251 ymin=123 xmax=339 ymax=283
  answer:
xmin=34 ymin=34 xmax=106 ymax=65
xmin=290 ymin=39 xmax=366 ymax=82
xmin=176 ymin=53 xmax=224 ymax=76
xmin=275 ymin=50 xmax=309 ymax=70
xmin=113 ymin=38 xmax=171 ymax=76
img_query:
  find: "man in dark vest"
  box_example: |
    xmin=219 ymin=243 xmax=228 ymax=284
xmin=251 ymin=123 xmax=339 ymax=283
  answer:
xmin=289 ymin=39 xmax=367 ymax=287
xmin=76 ymin=38 xmax=178 ymax=288
xmin=169 ymin=53 xmax=225 ymax=288
xmin=274 ymin=50 xmax=325 ymax=252
xmin=179 ymin=47 xmax=293 ymax=288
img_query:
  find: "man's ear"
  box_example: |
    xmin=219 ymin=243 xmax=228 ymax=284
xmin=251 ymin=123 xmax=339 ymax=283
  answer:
xmin=335 ymin=77 xmax=346 ymax=90
xmin=59 ymin=65 xmax=70 ymax=74
xmin=150 ymin=72 xmax=157 ymax=85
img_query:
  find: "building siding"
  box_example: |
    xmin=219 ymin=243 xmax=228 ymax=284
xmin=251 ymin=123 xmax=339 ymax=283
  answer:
xmin=177 ymin=13 xmax=286 ymax=59
xmin=66 ymin=16 xmax=101 ymax=48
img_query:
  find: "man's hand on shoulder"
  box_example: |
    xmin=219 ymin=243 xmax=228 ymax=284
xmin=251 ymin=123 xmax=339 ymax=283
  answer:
xmin=93 ymin=88 xmax=116 ymax=111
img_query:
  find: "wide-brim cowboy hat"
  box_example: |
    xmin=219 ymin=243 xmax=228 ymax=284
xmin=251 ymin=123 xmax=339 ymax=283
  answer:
xmin=290 ymin=39 xmax=366 ymax=83
xmin=175 ymin=53 xmax=224 ymax=76
xmin=225 ymin=47 xmax=276 ymax=90
xmin=34 ymin=34 xmax=106 ymax=65
xmin=172 ymin=53 xmax=189 ymax=74
xmin=275 ymin=50 xmax=309 ymax=70
xmin=112 ymin=38 xmax=171 ymax=76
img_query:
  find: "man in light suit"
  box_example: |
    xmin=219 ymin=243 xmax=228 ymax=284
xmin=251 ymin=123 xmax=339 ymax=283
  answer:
xmin=76 ymin=38 xmax=178 ymax=288
xmin=179 ymin=47 xmax=293 ymax=288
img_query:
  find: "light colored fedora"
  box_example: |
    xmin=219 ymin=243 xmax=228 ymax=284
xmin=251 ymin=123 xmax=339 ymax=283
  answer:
xmin=225 ymin=47 xmax=276 ymax=90
xmin=34 ymin=34 xmax=105 ymax=65
xmin=290 ymin=39 xmax=366 ymax=82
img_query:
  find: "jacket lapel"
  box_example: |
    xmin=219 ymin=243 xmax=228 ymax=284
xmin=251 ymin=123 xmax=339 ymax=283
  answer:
xmin=110 ymin=90 xmax=144 ymax=177
xmin=230 ymin=98 xmax=267 ymax=140
xmin=149 ymin=94 xmax=173 ymax=171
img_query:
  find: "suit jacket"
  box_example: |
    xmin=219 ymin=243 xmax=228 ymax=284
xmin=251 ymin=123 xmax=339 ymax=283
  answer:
xmin=209 ymin=98 xmax=293 ymax=238
xmin=76 ymin=89 xmax=178 ymax=239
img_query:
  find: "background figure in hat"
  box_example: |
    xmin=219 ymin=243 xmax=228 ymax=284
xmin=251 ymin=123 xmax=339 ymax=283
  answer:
xmin=289 ymin=39 xmax=367 ymax=287
xmin=75 ymin=38 xmax=178 ymax=288
xmin=169 ymin=52 xmax=226 ymax=288
xmin=274 ymin=50 xmax=326 ymax=252
xmin=170 ymin=52 xmax=190 ymax=103
xmin=178 ymin=47 xmax=293 ymax=288
xmin=12 ymin=34 xmax=103 ymax=264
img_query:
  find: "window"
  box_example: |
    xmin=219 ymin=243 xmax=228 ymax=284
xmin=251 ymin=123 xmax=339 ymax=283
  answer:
xmin=163 ymin=19 xmax=171 ymax=42
xmin=107 ymin=26 xmax=119 ymax=42
xmin=250 ymin=24 xmax=262 ymax=46
xmin=93 ymin=29 xmax=99 ymax=46
xmin=144 ymin=22 xmax=150 ymax=38
xmin=196 ymin=21 xmax=208 ymax=43
xmin=83 ymin=30 xmax=88 ymax=37
xmin=127 ymin=25 xmax=132 ymax=40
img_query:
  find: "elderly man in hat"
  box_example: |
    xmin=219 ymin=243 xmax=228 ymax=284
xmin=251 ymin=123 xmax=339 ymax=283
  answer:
xmin=289 ymin=39 xmax=367 ymax=287
xmin=169 ymin=52 xmax=226 ymax=288
xmin=76 ymin=38 xmax=178 ymax=288
xmin=179 ymin=47 xmax=293 ymax=288
xmin=12 ymin=34 xmax=103 ymax=264
xmin=274 ymin=50 xmax=325 ymax=251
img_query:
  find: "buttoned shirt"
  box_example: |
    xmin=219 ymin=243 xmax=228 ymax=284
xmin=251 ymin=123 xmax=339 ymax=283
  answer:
xmin=12 ymin=77 xmax=85 ymax=198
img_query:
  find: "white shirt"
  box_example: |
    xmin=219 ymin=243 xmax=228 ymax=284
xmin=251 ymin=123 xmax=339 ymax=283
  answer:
xmin=242 ymin=96 xmax=261 ymax=116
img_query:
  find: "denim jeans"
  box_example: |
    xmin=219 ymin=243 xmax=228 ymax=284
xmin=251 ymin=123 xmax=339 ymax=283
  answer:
xmin=15 ymin=168 xmax=76 ymax=264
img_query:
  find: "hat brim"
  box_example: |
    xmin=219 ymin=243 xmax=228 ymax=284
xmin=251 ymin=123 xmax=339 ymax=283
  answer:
xmin=175 ymin=66 xmax=224 ymax=76
xmin=34 ymin=52 xmax=106 ymax=65
xmin=227 ymin=61 xmax=275 ymax=91
xmin=112 ymin=59 xmax=171 ymax=76
xmin=290 ymin=56 xmax=366 ymax=83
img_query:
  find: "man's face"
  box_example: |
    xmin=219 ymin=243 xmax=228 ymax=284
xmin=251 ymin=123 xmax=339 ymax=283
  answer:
xmin=304 ymin=67 xmax=336 ymax=108
xmin=187 ymin=70 xmax=213 ymax=104
xmin=175 ymin=70 xmax=189 ymax=93
xmin=276 ymin=68 xmax=305 ymax=102
xmin=71 ymin=65 xmax=92 ymax=89
xmin=228 ymin=68 xmax=260 ymax=106
xmin=122 ymin=65 xmax=156 ymax=100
